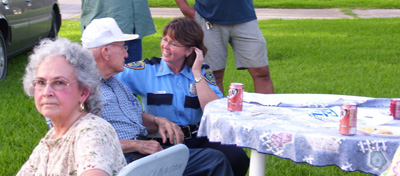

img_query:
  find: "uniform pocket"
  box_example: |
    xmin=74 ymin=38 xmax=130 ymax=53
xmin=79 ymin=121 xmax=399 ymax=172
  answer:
xmin=147 ymin=93 xmax=173 ymax=105
xmin=184 ymin=96 xmax=200 ymax=109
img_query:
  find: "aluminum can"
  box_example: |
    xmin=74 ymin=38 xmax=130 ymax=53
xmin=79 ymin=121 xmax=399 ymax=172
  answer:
xmin=339 ymin=103 xmax=357 ymax=135
xmin=390 ymin=99 xmax=400 ymax=119
xmin=228 ymin=83 xmax=244 ymax=111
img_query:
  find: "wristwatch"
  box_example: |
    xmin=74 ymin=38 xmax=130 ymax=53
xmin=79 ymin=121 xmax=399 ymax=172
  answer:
xmin=194 ymin=77 xmax=203 ymax=83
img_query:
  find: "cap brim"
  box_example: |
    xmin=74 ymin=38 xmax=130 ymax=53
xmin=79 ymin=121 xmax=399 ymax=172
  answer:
xmin=116 ymin=34 xmax=140 ymax=42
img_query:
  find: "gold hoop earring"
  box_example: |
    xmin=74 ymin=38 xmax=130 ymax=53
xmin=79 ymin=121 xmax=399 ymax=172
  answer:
xmin=80 ymin=102 xmax=85 ymax=112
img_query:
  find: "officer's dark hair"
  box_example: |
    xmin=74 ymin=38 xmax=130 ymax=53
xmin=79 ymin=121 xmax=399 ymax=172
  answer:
xmin=162 ymin=17 xmax=207 ymax=67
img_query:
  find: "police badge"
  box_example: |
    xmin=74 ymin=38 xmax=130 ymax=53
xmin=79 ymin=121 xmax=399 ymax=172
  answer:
xmin=189 ymin=83 xmax=197 ymax=95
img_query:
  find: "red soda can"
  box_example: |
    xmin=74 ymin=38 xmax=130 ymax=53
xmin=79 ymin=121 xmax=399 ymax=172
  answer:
xmin=390 ymin=99 xmax=400 ymax=119
xmin=339 ymin=103 xmax=357 ymax=135
xmin=228 ymin=83 xmax=244 ymax=111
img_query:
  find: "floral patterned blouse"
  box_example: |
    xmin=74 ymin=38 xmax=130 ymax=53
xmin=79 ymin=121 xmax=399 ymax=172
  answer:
xmin=17 ymin=113 xmax=127 ymax=176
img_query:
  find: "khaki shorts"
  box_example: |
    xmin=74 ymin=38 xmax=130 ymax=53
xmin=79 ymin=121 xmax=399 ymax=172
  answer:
xmin=194 ymin=11 xmax=269 ymax=71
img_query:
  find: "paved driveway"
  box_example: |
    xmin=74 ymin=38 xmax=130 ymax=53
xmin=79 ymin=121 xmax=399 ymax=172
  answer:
xmin=58 ymin=0 xmax=400 ymax=20
xmin=59 ymin=0 xmax=81 ymax=20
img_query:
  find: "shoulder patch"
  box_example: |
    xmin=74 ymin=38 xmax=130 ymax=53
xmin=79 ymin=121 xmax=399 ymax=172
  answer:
xmin=201 ymin=64 xmax=211 ymax=70
xmin=203 ymin=69 xmax=216 ymax=85
xmin=143 ymin=57 xmax=161 ymax=65
xmin=125 ymin=61 xmax=145 ymax=70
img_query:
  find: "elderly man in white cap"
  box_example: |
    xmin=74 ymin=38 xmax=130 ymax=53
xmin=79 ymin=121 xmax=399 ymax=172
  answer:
xmin=82 ymin=17 xmax=234 ymax=176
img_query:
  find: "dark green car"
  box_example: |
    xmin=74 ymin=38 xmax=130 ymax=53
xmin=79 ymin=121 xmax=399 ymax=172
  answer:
xmin=0 ymin=0 xmax=61 ymax=80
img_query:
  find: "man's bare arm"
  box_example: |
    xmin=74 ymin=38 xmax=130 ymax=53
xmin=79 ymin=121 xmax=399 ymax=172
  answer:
xmin=174 ymin=0 xmax=196 ymax=18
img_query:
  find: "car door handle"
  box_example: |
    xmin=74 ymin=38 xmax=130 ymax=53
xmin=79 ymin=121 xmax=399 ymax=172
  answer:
xmin=2 ymin=0 xmax=9 ymax=10
xmin=2 ymin=0 xmax=8 ymax=6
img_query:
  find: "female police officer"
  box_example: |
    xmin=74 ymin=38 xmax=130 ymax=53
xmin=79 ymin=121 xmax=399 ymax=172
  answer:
xmin=116 ymin=17 xmax=249 ymax=176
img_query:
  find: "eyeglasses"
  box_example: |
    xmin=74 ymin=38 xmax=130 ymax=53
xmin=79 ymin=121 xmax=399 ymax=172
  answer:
xmin=32 ymin=78 xmax=77 ymax=91
xmin=109 ymin=44 xmax=128 ymax=51
xmin=161 ymin=37 xmax=183 ymax=48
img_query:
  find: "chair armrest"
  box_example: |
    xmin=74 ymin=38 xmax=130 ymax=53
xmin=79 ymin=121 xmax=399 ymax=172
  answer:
xmin=118 ymin=144 xmax=189 ymax=176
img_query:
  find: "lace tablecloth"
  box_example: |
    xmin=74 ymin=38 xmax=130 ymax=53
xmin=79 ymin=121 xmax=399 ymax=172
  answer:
xmin=198 ymin=93 xmax=400 ymax=175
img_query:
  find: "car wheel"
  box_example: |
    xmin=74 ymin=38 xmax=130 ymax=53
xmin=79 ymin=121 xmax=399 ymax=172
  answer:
xmin=48 ymin=11 xmax=58 ymax=39
xmin=0 ymin=31 xmax=7 ymax=80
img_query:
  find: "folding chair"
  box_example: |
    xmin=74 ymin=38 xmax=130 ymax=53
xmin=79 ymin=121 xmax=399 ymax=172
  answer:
xmin=118 ymin=144 xmax=189 ymax=176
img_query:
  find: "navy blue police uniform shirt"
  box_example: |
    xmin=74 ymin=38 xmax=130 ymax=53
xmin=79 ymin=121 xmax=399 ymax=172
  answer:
xmin=115 ymin=57 xmax=223 ymax=126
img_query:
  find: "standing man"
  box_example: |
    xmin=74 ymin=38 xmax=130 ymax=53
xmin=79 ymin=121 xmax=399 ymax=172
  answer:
xmin=81 ymin=17 xmax=234 ymax=176
xmin=81 ymin=0 xmax=155 ymax=63
xmin=175 ymin=0 xmax=274 ymax=94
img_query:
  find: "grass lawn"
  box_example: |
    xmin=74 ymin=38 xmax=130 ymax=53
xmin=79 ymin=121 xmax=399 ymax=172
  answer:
xmin=1 ymin=16 xmax=399 ymax=175
xmin=148 ymin=0 xmax=400 ymax=9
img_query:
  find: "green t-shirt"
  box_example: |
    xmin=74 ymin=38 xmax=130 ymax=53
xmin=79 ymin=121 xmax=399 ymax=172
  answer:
xmin=81 ymin=0 xmax=156 ymax=39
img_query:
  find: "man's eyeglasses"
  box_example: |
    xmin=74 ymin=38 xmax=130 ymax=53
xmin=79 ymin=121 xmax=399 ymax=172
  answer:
xmin=161 ymin=37 xmax=183 ymax=48
xmin=109 ymin=44 xmax=129 ymax=51
xmin=32 ymin=78 xmax=77 ymax=91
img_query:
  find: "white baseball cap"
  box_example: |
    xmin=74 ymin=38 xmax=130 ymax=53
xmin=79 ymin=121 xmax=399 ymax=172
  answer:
xmin=81 ymin=17 xmax=139 ymax=49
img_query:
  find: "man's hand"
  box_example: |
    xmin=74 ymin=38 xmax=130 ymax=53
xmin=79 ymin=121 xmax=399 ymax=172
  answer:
xmin=142 ymin=113 xmax=184 ymax=144
xmin=155 ymin=117 xmax=185 ymax=144
xmin=120 ymin=139 xmax=163 ymax=155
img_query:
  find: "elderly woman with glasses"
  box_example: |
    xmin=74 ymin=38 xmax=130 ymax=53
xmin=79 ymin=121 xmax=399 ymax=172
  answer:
xmin=116 ymin=17 xmax=250 ymax=176
xmin=17 ymin=38 xmax=126 ymax=176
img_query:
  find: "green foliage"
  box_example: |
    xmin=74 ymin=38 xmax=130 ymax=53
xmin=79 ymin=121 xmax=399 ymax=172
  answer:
xmin=144 ymin=18 xmax=400 ymax=97
xmin=58 ymin=20 xmax=83 ymax=43
xmin=148 ymin=0 xmax=195 ymax=7
xmin=148 ymin=0 xmax=400 ymax=8
xmin=259 ymin=18 xmax=400 ymax=98
xmin=2 ymin=16 xmax=399 ymax=175
xmin=0 ymin=53 xmax=48 ymax=175
xmin=252 ymin=0 xmax=400 ymax=8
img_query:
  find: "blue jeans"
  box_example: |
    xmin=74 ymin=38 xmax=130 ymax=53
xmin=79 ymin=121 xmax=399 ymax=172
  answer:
xmin=185 ymin=136 xmax=250 ymax=176
xmin=151 ymin=134 xmax=249 ymax=176
xmin=125 ymin=146 xmax=234 ymax=176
